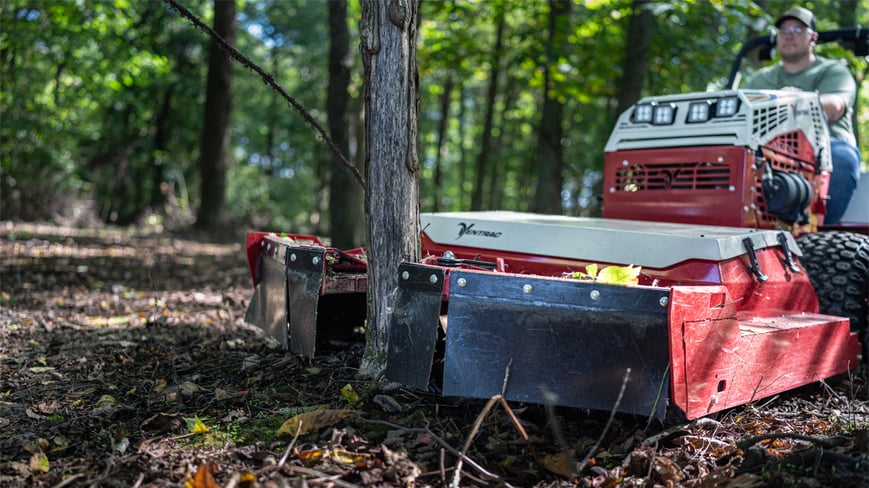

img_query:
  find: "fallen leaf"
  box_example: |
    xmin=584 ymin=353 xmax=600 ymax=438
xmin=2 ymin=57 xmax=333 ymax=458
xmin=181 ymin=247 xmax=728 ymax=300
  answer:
xmin=540 ymin=450 xmax=575 ymax=478
xmin=95 ymin=395 xmax=117 ymax=408
xmin=340 ymin=383 xmax=360 ymax=407
xmin=30 ymin=451 xmax=49 ymax=473
xmin=373 ymin=394 xmax=403 ymax=413
xmin=297 ymin=449 xmax=324 ymax=463
xmin=276 ymin=408 xmax=355 ymax=438
xmin=178 ymin=381 xmax=203 ymax=396
xmin=186 ymin=415 xmax=209 ymax=434
xmin=33 ymin=400 xmax=60 ymax=414
xmin=186 ymin=462 xmax=220 ymax=488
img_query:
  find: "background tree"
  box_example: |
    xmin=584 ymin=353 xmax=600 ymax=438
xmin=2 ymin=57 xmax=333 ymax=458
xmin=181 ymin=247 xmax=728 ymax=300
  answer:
xmin=3 ymin=0 xmax=866 ymax=230
xmin=614 ymin=0 xmax=653 ymax=116
xmin=532 ymin=0 xmax=571 ymax=214
xmin=359 ymin=0 xmax=421 ymax=376
xmin=195 ymin=0 xmax=237 ymax=232
xmin=328 ymin=0 xmax=364 ymax=248
xmin=469 ymin=3 xmax=505 ymax=212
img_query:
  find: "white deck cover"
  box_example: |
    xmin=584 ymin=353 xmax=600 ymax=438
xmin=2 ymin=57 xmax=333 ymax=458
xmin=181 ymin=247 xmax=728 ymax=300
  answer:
xmin=420 ymin=211 xmax=799 ymax=269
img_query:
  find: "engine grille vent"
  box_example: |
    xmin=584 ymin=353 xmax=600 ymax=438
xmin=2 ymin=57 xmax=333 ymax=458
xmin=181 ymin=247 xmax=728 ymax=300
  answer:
xmin=752 ymin=104 xmax=790 ymax=144
xmin=614 ymin=161 xmax=731 ymax=191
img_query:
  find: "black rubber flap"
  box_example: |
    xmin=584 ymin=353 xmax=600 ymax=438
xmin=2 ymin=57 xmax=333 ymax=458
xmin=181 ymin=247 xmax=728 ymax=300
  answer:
xmin=385 ymin=263 xmax=446 ymax=389
xmin=285 ymin=246 xmax=327 ymax=358
xmin=442 ymin=271 xmax=671 ymax=418
xmin=244 ymin=243 xmax=290 ymax=349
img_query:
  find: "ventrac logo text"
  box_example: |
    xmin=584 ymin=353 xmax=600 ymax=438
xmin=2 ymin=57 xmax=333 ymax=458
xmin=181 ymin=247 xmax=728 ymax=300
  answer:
xmin=456 ymin=223 xmax=502 ymax=240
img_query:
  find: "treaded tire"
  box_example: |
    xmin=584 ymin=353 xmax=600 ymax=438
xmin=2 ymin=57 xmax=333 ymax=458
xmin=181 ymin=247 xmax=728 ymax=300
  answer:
xmin=796 ymin=231 xmax=869 ymax=360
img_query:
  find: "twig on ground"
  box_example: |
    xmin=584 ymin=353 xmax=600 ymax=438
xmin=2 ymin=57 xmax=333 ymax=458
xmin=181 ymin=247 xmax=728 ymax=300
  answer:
xmin=277 ymin=419 xmax=304 ymax=469
xmin=358 ymin=417 xmax=501 ymax=481
xmin=52 ymin=473 xmax=85 ymax=488
xmin=290 ymin=465 xmax=362 ymax=488
xmin=736 ymin=432 xmax=839 ymax=450
xmin=451 ymin=395 xmax=501 ymax=488
xmin=499 ymin=396 xmax=529 ymax=442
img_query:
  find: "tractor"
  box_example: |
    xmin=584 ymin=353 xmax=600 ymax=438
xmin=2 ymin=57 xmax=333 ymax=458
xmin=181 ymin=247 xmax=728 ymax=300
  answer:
xmin=243 ymin=28 xmax=868 ymax=421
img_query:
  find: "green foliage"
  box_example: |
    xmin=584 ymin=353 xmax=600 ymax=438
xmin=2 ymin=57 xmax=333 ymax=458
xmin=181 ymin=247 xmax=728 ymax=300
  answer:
xmin=2 ymin=0 xmax=866 ymax=226
xmin=565 ymin=262 xmax=641 ymax=285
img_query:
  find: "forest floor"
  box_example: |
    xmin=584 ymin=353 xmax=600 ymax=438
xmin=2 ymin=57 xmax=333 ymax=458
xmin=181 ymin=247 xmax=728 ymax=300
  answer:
xmin=0 ymin=221 xmax=867 ymax=488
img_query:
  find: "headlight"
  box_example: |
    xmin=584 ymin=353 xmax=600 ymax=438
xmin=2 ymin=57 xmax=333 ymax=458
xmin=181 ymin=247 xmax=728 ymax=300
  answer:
xmin=633 ymin=104 xmax=654 ymax=123
xmin=715 ymin=97 xmax=740 ymax=117
xmin=653 ymin=103 xmax=676 ymax=125
xmin=687 ymin=102 xmax=711 ymax=123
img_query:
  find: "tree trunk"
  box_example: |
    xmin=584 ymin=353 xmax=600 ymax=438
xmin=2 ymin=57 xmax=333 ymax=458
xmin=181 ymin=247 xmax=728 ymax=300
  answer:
xmin=359 ymin=0 xmax=420 ymax=377
xmin=432 ymin=74 xmax=453 ymax=212
xmin=533 ymin=0 xmax=570 ymax=214
xmin=195 ymin=0 xmax=236 ymax=232
xmin=328 ymin=0 xmax=364 ymax=248
xmin=470 ymin=7 xmax=505 ymax=211
xmin=614 ymin=0 xmax=652 ymax=117
xmin=150 ymin=89 xmax=172 ymax=209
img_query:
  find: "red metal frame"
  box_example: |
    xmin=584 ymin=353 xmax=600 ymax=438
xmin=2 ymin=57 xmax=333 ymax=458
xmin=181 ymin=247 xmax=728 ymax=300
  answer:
xmin=245 ymin=232 xmax=366 ymax=293
xmin=603 ymin=132 xmax=830 ymax=230
xmin=667 ymin=285 xmax=859 ymax=419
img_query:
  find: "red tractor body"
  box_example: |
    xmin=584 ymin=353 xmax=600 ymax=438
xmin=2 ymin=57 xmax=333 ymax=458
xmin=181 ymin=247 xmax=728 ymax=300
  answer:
xmin=243 ymin=30 xmax=868 ymax=420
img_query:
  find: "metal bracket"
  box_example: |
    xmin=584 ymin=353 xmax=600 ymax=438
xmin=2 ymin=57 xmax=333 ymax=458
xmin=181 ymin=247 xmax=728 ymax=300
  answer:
xmin=742 ymin=238 xmax=768 ymax=282
xmin=777 ymin=232 xmax=800 ymax=273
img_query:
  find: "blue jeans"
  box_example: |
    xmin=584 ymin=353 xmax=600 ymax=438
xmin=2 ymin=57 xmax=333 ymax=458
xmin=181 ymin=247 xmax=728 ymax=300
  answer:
xmin=826 ymin=138 xmax=861 ymax=225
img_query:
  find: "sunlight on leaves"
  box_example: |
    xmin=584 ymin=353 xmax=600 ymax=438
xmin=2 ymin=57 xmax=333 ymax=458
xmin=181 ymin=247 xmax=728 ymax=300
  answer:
xmin=30 ymin=451 xmax=49 ymax=473
xmin=564 ymin=263 xmax=641 ymax=286
xmin=185 ymin=416 xmax=210 ymax=434
xmin=340 ymin=383 xmax=361 ymax=407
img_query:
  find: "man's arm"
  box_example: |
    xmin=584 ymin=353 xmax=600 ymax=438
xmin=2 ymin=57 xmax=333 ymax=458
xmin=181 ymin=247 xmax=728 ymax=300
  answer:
xmin=816 ymin=61 xmax=857 ymax=123
xmin=819 ymin=93 xmax=847 ymax=122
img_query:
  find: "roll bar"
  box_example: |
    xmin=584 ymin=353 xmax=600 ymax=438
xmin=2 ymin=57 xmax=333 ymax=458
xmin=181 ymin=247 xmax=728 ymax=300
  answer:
xmin=727 ymin=26 xmax=868 ymax=89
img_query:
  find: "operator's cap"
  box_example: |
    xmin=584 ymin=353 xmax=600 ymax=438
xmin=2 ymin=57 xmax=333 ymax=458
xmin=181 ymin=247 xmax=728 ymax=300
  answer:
xmin=775 ymin=7 xmax=816 ymax=30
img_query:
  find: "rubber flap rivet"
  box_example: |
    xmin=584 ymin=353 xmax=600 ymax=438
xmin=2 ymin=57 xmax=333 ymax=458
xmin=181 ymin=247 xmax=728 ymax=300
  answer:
xmin=457 ymin=277 xmax=467 ymax=287
xmin=590 ymin=290 xmax=601 ymax=301
xmin=401 ymin=271 xmax=410 ymax=280
xmin=290 ymin=253 xmax=297 ymax=262
xmin=659 ymin=296 xmax=669 ymax=307
xmin=429 ymin=274 xmax=439 ymax=284
xmin=522 ymin=284 xmax=533 ymax=294
xmin=312 ymin=256 xmax=320 ymax=265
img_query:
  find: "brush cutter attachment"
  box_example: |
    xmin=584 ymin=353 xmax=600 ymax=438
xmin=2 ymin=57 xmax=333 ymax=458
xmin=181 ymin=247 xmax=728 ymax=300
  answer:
xmin=244 ymin=232 xmax=366 ymax=356
xmin=384 ymin=212 xmax=862 ymax=420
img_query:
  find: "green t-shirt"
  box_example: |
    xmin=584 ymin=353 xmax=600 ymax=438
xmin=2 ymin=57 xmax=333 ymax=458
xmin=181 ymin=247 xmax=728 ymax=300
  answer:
xmin=742 ymin=55 xmax=857 ymax=146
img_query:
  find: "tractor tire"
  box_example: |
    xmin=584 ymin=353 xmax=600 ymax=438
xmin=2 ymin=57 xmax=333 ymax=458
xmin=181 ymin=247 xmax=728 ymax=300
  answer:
xmin=796 ymin=231 xmax=869 ymax=359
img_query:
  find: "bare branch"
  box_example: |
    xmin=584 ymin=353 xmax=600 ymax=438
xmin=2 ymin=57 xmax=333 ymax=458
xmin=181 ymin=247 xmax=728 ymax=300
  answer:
xmin=163 ymin=0 xmax=366 ymax=190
